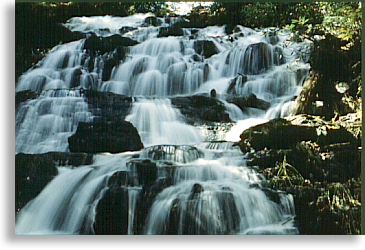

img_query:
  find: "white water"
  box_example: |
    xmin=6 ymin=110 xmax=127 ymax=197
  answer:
xmin=125 ymin=98 xmax=202 ymax=146
xmin=15 ymin=153 xmax=133 ymax=234
xmin=15 ymin=13 xmax=312 ymax=234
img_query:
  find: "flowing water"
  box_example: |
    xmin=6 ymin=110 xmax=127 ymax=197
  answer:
xmin=15 ymin=13 xmax=311 ymax=235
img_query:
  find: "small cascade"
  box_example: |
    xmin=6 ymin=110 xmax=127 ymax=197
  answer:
xmin=15 ymin=153 xmax=133 ymax=235
xmin=140 ymin=145 xmax=202 ymax=164
xmin=125 ymin=98 xmax=202 ymax=146
xmin=143 ymin=157 xmax=297 ymax=235
xmin=15 ymin=90 xmax=92 ymax=154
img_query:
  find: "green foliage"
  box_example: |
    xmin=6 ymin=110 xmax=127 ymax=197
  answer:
xmin=128 ymin=2 xmax=171 ymax=15
xmin=270 ymin=154 xmax=304 ymax=190
xmin=209 ymin=2 xmax=324 ymax=30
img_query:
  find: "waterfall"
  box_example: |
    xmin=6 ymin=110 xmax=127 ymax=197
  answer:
xmin=15 ymin=153 xmax=133 ymax=234
xmin=125 ymin=98 xmax=202 ymax=146
xmin=15 ymin=13 xmax=312 ymax=235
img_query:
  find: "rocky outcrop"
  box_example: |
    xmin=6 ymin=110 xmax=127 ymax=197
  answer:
xmin=83 ymin=34 xmax=138 ymax=55
xmin=171 ymin=94 xmax=230 ymax=124
xmin=157 ymin=26 xmax=184 ymax=37
xmin=15 ymin=152 xmax=93 ymax=212
xmin=83 ymin=89 xmax=133 ymax=121
xmin=68 ymin=119 xmax=143 ymax=154
xmin=140 ymin=145 xmax=203 ymax=164
xmin=93 ymin=159 xmax=176 ymax=234
xmin=193 ymin=40 xmax=218 ymax=58
xmin=237 ymin=114 xmax=358 ymax=152
xmin=225 ymin=93 xmax=270 ymax=111
xmin=243 ymin=42 xmax=272 ymax=75
xmin=238 ymin=113 xmax=361 ymax=234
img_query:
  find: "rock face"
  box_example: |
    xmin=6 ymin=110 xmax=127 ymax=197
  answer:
xmin=171 ymin=94 xmax=230 ymax=124
xmin=15 ymin=152 xmax=93 ymax=212
xmin=83 ymin=34 xmax=138 ymax=55
xmin=68 ymin=119 xmax=144 ymax=154
xmin=157 ymin=26 xmax=184 ymax=37
xmin=243 ymin=42 xmax=272 ymax=75
xmin=83 ymin=89 xmax=133 ymax=122
xmin=225 ymin=93 xmax=270 ymax=111
xmin=93 ymin=145 xmax=205 ymax=235
xmin=238 ymin=115 xmax=358 ymax=152
xmin=93 ymin=159 xmax=167 ymax=235
xmin=238 ymin=112 xmax=361 ymax=235
xmin=193 ymin=40 xmax=218 ymax=58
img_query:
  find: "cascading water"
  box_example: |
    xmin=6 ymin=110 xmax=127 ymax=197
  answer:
xmin=125 ymin=98 xmax=202 ymax=146
xmin=15 ymin=13 xmax=312 ymax=234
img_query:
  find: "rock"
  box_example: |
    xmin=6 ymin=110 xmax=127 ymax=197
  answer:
xmin=225 ymin=93 xmax=270 ymax=111
xmin=95 ymin=161 xmax=175 ymax=235
xmin=171 ymin=94 xmax=230 ymax=124
xmin=69 ymin=67 xmax=83 ymax=88
xmin=194 ymin=40 xmax=218 ymax=58
xmin=289 ymin=70 xmax=359 ymax=120
xmin=238 ymin=115 xmax=357 ymax=152
xmin=140 ymin=145 xmax=202 ymax=164
xmin=243 ymin=42 xmax=272 ymax=75
xmin=83 ymin=34 xmax=138 ymax=55
xmin=94 ymin=186 xmax=130 ymax=234
xmin=119 ymin=26 xmax=136 ymax=35
xmin=144 ymin=16 xmax=162 ymax=26
xmin=157 ymin=26 xmax=184 ymax=37
xmin=68 ymin=119 xmax=143 ymax=154
xmin=273 ymin=46 xmax=284 ymax=65
xmin=15 ymin=152 xmax=93 ymax=212
xmin=102 ymin=56 xmax=120 ymax=81
xmin=15 ymin=90 xmax=39 ymax=106
xmin=188 ymin=183 xmax=204 ymax=200
xmin=83 ymin=89 xmax=133 ymax=121
xmin=210 ymin=89 xmax=216 ymax=98
xmin=226 ymin=74 xmax=248 ymax=95
xmin=128 ymin=159 xmax=158 ymax=187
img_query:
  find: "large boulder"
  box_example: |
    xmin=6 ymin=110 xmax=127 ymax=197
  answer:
xmin=15 ymin=152 xmax=93 ymax=212
xmin=225 ymin=93 xmax=270 ymax=111
xmin=157 ymin=26 xmax=184 ymax=37
xmin=238 ymin=115 xmax=358 ymax=152
xmin=243 ymin=42 xmax=272 ymax=75
xmin=193 ymin=40 xmax=218 ymax=58
xmin=140 ymin=145 xmax=203 ymax=164
xmin=171 ymin=94 xmax=230 ymax=124
xmin=68 ymin=119 xmax=143 ymax=154
xmin=83 ymin=89 xmax=133 ymax=122
xmin=83 ymin=34 xmax=138 ymax=55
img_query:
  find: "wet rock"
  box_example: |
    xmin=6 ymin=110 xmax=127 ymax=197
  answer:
xmin=128 ymin=159 xmax=158 ymax=187
xmin=15 ymin=90 xmax=39 ymax=106
xmin=83 ymin=89 xmax=133 ymax=121
xmin=238 ymin=118 xmax=314 ymax=151
xmin=194 ymin=40 xmax=218 ymax=58
xmin=84 ymin=34 xmax=138 ymax=55
xmin=119 ymin=26 xmax=136 ymax=35
xmin=15 ymin=152 xmax=93 ymax=212
xmin=68 ymin=119 xmax=143 ymax=154
xmin=94 ymin=186 xmax=130 ymax=234
xmin=225 ymin=93 xmax=270 ymax=111
xmin=171 ymin=94 xmax=230 ymax=124
xmin=188 ymin=183 xmax=204 ymax=200
xmin=69 ymin=67 xmax=83 ymax=88
xmin=141 ymin=145 xmax=203 ymax=164
xmin=157 ymin=26 xmax=184 ymax=37
xmin=226 ymin=74 xmax=248 ymax=95
xmin=144 ymin=16 xmax=162 ymax=26
xmin=238 ymin=115 xmax=357 ymax=152
xmin=243 ymin=42 xmax=272 ymax=75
